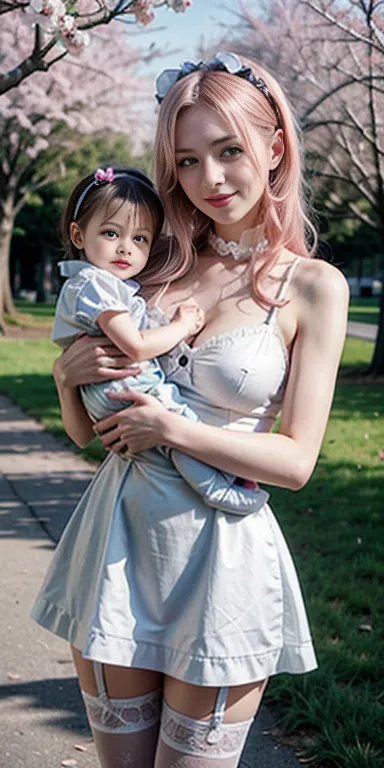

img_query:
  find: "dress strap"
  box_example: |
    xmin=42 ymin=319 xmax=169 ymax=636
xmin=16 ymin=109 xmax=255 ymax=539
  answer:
xmin=265 ymin=256 xmax=300 ymax=325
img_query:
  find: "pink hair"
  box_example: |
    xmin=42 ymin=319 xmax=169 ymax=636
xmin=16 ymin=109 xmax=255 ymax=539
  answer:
xmin=144 ymin=56 xmax=316 ymax=304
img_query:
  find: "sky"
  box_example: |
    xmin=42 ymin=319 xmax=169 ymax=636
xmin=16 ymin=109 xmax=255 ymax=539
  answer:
xmin=132 ymin=0 xmax=260 ymax=76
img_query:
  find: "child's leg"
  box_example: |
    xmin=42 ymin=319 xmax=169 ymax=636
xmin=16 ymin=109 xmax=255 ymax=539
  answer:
xmin=171 ymin=452 xmax=269 ymax=514
xmin=151 ymin=383 xmax=269 ymax=515
xmin=80 ymin=360 xmax=165 ymax=422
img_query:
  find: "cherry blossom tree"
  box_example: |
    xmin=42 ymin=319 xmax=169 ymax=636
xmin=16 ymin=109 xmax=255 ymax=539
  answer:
xmin=0 ymin=15 xmax=156 ymax=330
xmin=0 ymin=0 xmax=192 ymax=331
xmin=298 ymin=0 xmax=384 ymax=374
xmin=0 ymin=0 xmax=191 ymax=95
xmin=225 ymin=0 xmax=384 ymax=374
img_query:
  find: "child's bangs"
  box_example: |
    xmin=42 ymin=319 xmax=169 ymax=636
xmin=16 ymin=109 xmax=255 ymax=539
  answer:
xmin=105 ymin=178 xmax=163 ymax=239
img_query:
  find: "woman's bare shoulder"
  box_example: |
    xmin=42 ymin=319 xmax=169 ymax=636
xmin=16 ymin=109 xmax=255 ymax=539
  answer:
xmin=291 ymin=254 xmax=349 ymax=309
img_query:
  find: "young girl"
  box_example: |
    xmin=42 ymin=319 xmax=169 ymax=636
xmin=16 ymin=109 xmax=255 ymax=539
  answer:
xmin=52 ymin=165 xmax=269 ymax=514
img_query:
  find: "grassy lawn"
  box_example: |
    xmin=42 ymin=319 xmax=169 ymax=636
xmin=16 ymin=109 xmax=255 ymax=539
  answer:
xmin=5 ymin=299 xmax=56 ymax=327
xmin=267 ymin=353 xmax=384 ymax=766
xmin=0 ymin=337 xmax=104 ymax=461
xmin=348 ymin=297 xmax=379 ymax=326
xmin=0 ymin=335 xmax=383 ymax=767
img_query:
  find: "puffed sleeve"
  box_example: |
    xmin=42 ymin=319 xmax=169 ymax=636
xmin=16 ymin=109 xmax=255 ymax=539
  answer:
xmin=74 ymin=270 xmax=138 ymax=332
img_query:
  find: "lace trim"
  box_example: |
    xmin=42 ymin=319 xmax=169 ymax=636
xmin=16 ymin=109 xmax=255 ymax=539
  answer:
xmin=160 ymin=702 xmax=252 ymax=758
xmin=82 ymin=689 xmax=161 ymax=734
xmin=208 ymin=231 xmax=268 ymax=261
xmin=186 ymin=323 xmax=288 ymax=363
xmin=148 ymin=305 xmax=288 ymax=365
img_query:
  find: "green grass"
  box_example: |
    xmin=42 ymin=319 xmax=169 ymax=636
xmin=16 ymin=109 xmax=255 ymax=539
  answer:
xmin=266 ymin=372 xmax=384 ymax=766
xmin=5 ymin=299 xmax=55 ymax=328
xmin=339 ymin=338 xmax=374 ymax=375
xmin=0 ymin=338 xmax=103 ymax=461
xmin=0 ymin=336 xmax=383 ymax=766
xmin=348 ymin=297 xmax=379 ymax=326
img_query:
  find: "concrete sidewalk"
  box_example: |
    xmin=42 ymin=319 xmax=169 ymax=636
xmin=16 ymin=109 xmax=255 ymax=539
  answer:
xmin=347 ymin=320 xmax=378 ymax=341
xmin=0 ymin=394 xmax=301 ymax=768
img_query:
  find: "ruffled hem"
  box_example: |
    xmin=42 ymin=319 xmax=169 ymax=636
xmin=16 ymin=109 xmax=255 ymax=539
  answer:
xmin=31 ymin=598 xmax=317 ymax=687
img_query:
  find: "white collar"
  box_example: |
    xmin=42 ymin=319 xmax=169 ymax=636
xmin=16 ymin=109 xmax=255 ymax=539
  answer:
xmin=58 ymin=261 xmax=140 ymax=292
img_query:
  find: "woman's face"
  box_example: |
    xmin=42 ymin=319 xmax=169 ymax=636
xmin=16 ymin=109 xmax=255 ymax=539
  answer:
xmin=175 ymin=104 xmax=281 ymax=238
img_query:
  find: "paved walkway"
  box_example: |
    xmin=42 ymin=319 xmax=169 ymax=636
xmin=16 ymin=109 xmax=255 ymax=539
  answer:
xmin=347 ymin=321 xmax=378 ymax=341
xmin=0 ymin=394 xmax=301 ymax=768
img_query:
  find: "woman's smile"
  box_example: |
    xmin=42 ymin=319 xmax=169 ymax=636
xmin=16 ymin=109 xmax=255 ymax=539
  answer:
xmin=204 ymin=192 xmax=238 ymax=208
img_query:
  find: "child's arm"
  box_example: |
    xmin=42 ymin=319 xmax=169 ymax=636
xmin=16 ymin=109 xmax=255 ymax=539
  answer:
xmin=97 ymin=300 xmax=204 ymax=363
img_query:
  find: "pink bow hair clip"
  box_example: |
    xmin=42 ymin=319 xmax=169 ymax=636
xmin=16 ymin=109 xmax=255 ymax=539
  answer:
xmin=94 ymin=167 xmax=115 ymax=184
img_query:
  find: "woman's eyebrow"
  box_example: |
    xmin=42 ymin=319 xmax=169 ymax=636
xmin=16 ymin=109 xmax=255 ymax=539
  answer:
xmin=175 ymin=134 xmax=238 ymax=153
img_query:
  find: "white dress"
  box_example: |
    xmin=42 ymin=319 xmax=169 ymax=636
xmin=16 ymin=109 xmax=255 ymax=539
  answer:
xmin=31 ymin=262 xmax=317 ymax=686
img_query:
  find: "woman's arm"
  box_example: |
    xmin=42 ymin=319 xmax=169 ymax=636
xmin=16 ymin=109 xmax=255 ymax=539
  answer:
xmin=53 ymin=357 xmax=95 ymax=448
xmin=53 ymin=335 xmax=142 ymax=448
xmin=97 ymin=260 xmax=349 ymax=490
xmin=163 ymin=260 xmax=349 ymax=489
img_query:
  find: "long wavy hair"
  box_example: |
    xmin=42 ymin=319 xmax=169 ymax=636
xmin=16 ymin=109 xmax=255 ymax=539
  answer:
xmin=142 ymin=55 xmax=316 ymax=304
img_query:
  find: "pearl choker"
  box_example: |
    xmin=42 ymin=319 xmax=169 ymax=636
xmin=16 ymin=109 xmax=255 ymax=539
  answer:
xmin=208 ymin=231 xmax=268 ymax=261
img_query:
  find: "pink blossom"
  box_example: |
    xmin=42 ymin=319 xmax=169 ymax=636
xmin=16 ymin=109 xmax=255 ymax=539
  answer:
xmin=165 ymin=0 xmax=192 ymax=12
xmin=58 ymin=16 xmax=90 ymax=54
xmin=59 ymin=13 xmax=76 ymax=34
xmin=131 ymin=0 xmax=155 ymax=26
xmin=26 ymin=0 xmax=66 ymax=33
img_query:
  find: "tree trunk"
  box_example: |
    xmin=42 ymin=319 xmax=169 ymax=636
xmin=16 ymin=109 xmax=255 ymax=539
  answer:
xmin=357 ymin=253 xmax=363 ymax=292
xmin=0 ymin=199 xmax=16 ymax=335
xmin=369 ymin=274 xmax=384 ymax=375
xmin=35 ymin=248 xmax=53 ymax=303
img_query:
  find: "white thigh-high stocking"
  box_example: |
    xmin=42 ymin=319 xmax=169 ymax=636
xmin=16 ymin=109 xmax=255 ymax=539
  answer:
xmin=154 ymin=688 xmax=253 ymax=768
xmin=81 ymin=662 xmax=161 ymax=768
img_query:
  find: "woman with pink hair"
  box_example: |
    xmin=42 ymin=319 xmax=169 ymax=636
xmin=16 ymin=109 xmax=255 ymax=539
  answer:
xmin=32 ymin=53 xmax=348 ymax=768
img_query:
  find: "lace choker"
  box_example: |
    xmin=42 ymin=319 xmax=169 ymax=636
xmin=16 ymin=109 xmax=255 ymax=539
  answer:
xmin=208 ymin=231 xmax=268 ymax=261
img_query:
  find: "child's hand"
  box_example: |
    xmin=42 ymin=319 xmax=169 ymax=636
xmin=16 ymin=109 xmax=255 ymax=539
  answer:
xmin=176 ymin=300 xmax=205 ymax=335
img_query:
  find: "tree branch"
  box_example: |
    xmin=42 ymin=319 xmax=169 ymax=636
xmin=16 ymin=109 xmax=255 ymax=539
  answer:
xmin=327 ymin=153 xmax=378 ymax=208
xmin=0 ymin=25 xmax=60 ymax=95
xmin=0 ymin=0 xmax=178 ymax=95
xmin=300 ymin=0 xmax=384 ymax=55
xmin=344 ymin=105 xmax=384 ymax=155
xmin=0 ymin=0 xmax=28 ymax=15
xmin=301 ymin=73 xmax=384 ymax=124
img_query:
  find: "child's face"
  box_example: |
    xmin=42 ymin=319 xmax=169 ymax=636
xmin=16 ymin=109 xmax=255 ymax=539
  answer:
xmin=70 ymin=201 xmax=155 ymax=280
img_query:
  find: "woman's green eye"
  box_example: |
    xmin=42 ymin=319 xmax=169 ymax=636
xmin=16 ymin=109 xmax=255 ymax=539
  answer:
xmin=178 ymin=157 xmax=197 ymax=167
xmin=222 ymin=146 xmax=242 ymax=157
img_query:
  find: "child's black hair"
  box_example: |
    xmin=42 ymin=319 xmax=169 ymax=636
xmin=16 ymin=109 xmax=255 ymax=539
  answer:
xmin=62 ymin=167 xmax=164 ymax=260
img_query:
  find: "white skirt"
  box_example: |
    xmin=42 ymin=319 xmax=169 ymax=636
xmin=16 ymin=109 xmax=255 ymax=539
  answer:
xmin=31 ymin=449 xmax=317 ymax=686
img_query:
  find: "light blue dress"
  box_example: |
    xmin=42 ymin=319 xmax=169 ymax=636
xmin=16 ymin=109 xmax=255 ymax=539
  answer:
xmin=32 ymin=259 xmax=317 ymax=686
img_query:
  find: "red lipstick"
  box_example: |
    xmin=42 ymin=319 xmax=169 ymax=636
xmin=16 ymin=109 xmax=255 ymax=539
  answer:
xmin=204 ymin=193 xmax=237 ymax=208
xmin=112 ymin=260 xmax=131 ymax=269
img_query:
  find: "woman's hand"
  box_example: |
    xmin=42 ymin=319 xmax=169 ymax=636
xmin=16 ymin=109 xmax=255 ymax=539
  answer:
xmin=94 ymin=390 xmax=170 ymax=455
xmin=54 ymin=334 xmax=142 ymax=388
